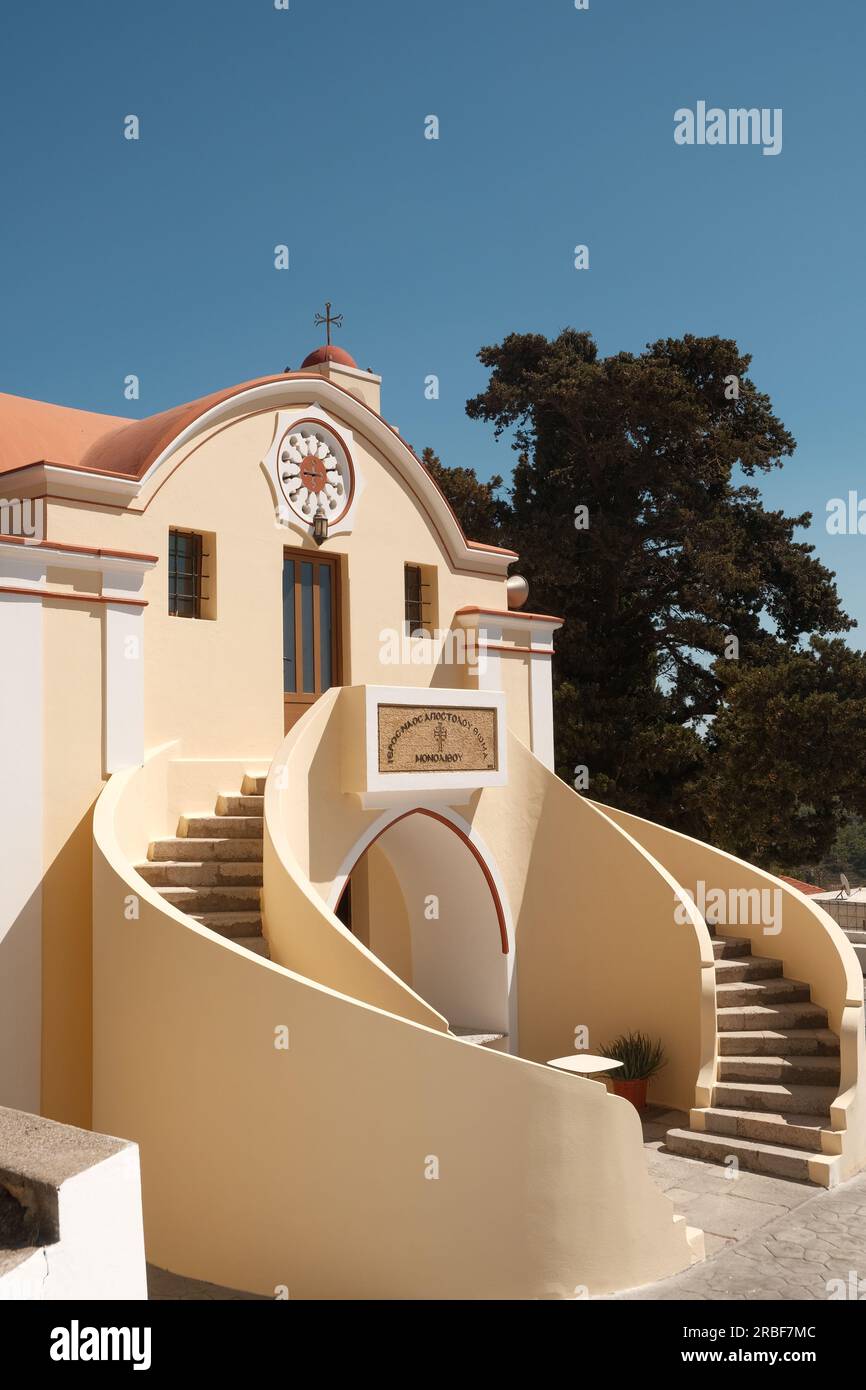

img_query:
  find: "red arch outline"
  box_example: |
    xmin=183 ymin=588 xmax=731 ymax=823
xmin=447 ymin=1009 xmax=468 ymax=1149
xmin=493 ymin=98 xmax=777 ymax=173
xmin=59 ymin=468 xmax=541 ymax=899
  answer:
xmin=336 ymin=808 xmax=509 ymax=955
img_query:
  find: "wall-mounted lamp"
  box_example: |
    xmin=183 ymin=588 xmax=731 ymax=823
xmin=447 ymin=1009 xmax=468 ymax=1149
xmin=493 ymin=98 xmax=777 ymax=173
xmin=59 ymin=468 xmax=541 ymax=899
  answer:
xmin=312 ymin=510 xmax=329 ymax=546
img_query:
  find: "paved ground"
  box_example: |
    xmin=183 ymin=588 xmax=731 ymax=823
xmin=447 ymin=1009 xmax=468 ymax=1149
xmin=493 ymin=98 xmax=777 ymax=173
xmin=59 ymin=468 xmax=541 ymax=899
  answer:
xmin=147 ymin=1265 xmax=265 ymax=1300
xmin=607 ymin=1105 xmax=866 ymax=1300
xmin=148 ymin=1104 xmax=866 ymax=1301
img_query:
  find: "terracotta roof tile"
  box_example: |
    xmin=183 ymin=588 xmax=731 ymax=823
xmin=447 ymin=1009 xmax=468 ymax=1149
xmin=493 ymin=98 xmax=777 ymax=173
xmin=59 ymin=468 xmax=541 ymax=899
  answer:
xmin=778 ymin=875 xmax=825 ymax=895
xmin=0 ymin=392 xmax=129 ymax=476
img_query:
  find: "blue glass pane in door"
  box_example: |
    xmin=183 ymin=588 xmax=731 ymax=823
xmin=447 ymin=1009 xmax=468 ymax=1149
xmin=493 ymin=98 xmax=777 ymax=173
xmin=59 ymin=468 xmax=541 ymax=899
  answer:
xmin=301 ymin=562 xmax=314 ymax=693
xmin=319 ymin=565 xmax=332 ymax=690
xmin=282 ymin=558 xmax=296 ymax=693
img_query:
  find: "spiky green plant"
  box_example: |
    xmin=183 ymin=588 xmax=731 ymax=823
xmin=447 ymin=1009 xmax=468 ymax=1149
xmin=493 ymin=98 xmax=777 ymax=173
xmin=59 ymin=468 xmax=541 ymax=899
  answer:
xmin=600 ymin=1031 xmax=666 ymax=1081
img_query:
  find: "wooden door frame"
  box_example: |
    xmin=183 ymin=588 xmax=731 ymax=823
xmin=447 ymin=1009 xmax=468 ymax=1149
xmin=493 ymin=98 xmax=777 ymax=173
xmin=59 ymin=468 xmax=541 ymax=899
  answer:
xmin=282 ymin=546 xmax=343 ymax=729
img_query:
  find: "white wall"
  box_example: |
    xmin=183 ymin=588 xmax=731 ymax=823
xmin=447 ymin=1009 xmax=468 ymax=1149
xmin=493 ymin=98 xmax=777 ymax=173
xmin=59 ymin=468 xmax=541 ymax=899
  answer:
xmin=376 ymin=814 xmax=510 ymax=1035
xmin=0 ymin=591 xmax=43 ymax=1112
xmin=0 ymin=1143 xmax=146 ymax=1302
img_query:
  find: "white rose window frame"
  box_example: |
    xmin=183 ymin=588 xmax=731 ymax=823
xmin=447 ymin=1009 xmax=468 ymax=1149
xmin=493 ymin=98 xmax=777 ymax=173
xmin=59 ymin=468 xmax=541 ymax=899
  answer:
xmin=277 ymin=419 xmax=354 ymax=526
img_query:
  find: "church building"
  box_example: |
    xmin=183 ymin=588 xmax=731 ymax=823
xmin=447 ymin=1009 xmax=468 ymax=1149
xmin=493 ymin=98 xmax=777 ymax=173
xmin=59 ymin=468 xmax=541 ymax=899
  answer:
xmin=1 ymin=334 xmax=864 ymax=1299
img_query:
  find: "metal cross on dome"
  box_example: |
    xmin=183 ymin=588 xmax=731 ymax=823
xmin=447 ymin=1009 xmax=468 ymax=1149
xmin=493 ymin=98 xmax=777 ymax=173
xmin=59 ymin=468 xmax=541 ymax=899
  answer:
xmin=314 ymin=301 xmax=343 ymax=347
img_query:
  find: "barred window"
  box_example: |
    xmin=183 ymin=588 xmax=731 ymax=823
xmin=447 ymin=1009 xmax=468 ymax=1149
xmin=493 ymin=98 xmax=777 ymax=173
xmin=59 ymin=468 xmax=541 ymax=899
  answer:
xmin=404 ymin=563 xmax=426 ymax=635
xmin=168 ymin=529 xmax=209 ymax=619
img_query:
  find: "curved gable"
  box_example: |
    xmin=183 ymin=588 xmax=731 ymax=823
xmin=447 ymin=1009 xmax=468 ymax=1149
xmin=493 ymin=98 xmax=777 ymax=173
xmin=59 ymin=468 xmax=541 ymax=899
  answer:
xmin=87 ymin=373 xmax=517 ymax=575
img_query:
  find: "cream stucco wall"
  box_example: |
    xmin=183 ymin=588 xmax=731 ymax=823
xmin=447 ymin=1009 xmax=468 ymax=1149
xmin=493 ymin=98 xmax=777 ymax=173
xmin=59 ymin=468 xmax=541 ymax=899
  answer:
xmin=31 ymin=377 xmax=523 ymax=1124
xmin=264 ymin=687 xmax=716 ymax=1113
xmin=46 ymin=392 xmax=513 ymax=762
xmin=93 ymin=740 xmax=701 ymax=1299
xmin=469 ymin=746 xmax=718 ymax=1111
xmin=353 ymin=844 xmax=414 ymax=984
xmin=263 ymin=692 xmax=448 ymax=1030
xmin=496 ymin=649 xmax=531 ymax=747
xmin=369 ymin=813 xmax=510 ymax=1036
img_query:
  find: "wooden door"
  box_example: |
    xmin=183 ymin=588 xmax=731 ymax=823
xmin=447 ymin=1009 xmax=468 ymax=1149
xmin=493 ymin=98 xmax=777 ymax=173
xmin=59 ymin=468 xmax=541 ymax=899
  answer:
xmin=282 ymin=549 xmax=341 ymax=732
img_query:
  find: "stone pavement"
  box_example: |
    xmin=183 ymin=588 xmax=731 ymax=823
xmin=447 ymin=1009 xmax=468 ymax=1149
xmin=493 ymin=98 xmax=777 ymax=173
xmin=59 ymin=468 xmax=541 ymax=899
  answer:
xmin=147 ymin=1265 xmax=264 ymax=1300
xmin=607 ymin=1104 xmax=866 ymax=1300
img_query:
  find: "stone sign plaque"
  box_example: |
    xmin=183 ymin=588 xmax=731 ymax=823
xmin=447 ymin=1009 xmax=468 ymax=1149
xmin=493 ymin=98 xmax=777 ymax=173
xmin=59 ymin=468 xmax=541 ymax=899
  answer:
xmin=377 ymin=704 xmax=498 ymax=774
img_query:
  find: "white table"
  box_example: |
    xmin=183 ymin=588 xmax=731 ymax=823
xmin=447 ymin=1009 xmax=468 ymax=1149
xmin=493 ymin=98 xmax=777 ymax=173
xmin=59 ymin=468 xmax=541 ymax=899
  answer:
xmin=547 ymin=1054 xmax=624 ymax=1079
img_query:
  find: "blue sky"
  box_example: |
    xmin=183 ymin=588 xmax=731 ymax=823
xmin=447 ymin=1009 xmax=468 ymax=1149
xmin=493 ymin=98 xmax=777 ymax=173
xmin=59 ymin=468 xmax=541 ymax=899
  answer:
xmin=1 ymin=0 xmax=864 ymax=635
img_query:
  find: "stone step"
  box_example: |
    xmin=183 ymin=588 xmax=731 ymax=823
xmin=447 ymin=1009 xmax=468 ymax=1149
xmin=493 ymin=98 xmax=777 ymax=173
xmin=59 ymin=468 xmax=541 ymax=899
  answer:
xmin=241 ymin=774 xmax=268 ymax=796
xmin=714 ymin=956 xmax=783 ymax=984
xmin=191 ymin=911 xmax=263 ymax=939
xmin=229 ymin=935 xmax=270 ymax=959
xmin=148 ymin=837 xmax=263 ymax=863
xmin=664 ymin=1126 xmax=837 ymax=1183
xmin=717 ymin=1001 xmax=828 ymax=1031
xmin=717 ymin=1028 xmax=839 ymax=1057
xmin=710 ymin=934 xmax=752 ymax=960
xmin=716 ymin=977 xmax=811 ymax=1008
xmin=158 ymin=885 xmax=262 ymax=914
xmin=215 ymin=794 xmax=265 ymax=817
xmin=178 ymin=815 xmax=264 ymax=839
xmin=717 ymin=1054 xmax=841 ymax=1085
xmin=450 ymin=1028 xmax=507 ymax=1047
xmin=694 ymin=1106 xmax=831 ymax=1154
xmin=135 ymin=860 xmax=263 ymax=888
xmin=712 ymin=1079 xmax=837 ymax=1116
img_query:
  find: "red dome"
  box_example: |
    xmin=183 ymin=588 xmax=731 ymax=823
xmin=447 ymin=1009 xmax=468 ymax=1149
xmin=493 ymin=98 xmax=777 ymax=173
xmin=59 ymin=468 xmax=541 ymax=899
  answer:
xmin=300 ymin=344 xmax=358 ymax=370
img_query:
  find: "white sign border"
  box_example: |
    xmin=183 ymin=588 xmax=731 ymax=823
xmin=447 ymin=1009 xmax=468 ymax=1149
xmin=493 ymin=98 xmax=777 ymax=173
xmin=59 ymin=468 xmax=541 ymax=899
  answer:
xmin=359 ymin=685 xmax=508 ymax=806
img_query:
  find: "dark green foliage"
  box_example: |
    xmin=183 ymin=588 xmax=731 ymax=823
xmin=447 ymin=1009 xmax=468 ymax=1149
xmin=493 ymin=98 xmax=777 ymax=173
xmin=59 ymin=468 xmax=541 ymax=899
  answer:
xmin=792 ymin=818 xmax=866 ymax=888
xmin=420 ymin=446 xmax=509 ymax=541
xmin=600 ymin=1031 xmax=666 ymax=1081
xmin=700 ymin=638 xmax=866 ymax=869
xmin=423 ymin=328 xmax=866 ymax=868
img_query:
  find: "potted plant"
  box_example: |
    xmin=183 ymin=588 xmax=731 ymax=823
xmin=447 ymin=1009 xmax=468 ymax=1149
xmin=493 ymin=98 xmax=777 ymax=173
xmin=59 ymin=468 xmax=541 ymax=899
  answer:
xmin=600 ymin=1031 xmax=666 ymax=1111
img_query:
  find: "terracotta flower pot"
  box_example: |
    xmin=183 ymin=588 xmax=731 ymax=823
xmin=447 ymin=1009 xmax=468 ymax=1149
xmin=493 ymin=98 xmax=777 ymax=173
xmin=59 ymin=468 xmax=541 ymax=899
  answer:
xmin=611 ymin=1078 xmax=648 ymax=1111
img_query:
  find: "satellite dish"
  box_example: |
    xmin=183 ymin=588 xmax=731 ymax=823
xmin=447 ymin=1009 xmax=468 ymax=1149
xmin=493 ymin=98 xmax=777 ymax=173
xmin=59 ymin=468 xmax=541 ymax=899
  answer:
xmin=837 ymin=873 xmax=852 ymax=900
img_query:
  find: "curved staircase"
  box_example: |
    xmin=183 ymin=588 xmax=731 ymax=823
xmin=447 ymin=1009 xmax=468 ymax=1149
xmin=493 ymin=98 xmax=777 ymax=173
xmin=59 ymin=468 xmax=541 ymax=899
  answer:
xmin=665 ymin=931 xmax=843 ymax=1185
xmin=135 ymin=774 xmax=269 ymax=958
